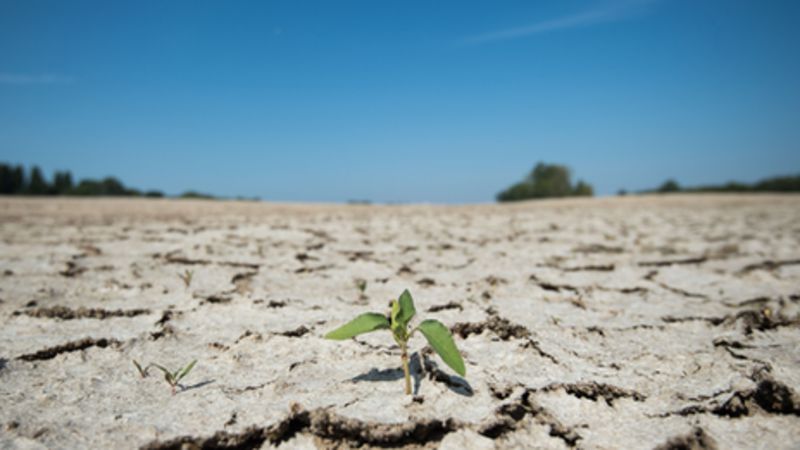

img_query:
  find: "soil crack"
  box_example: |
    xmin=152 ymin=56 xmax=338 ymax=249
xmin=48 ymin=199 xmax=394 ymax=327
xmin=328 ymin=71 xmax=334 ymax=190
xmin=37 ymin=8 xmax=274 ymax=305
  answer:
xmin=140 ymin=404 xmax=461 ymax=450
xmin=14 ymin=306 xmax=150 ymax=320
xmin=541 ymin=382 xmax=646 ymax=406
xmin=17 ymin=337 xmax=121 ymax=361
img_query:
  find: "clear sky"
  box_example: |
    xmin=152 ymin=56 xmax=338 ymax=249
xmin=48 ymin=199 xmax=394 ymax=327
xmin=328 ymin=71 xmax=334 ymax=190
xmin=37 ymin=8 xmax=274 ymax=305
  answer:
xmin=1 ymin=0 xmax=799 ymax=202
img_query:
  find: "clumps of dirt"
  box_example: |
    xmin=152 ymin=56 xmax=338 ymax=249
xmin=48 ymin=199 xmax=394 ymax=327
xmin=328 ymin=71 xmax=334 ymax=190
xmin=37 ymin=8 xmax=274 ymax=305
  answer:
xmin=341 ymin=250 xmax=374 ymax=262
xmin=661 ymin=315 xmax=726 ymax=326
xmin=650 ymin=282 xmax=708 ymax=300
xmin=638 ymin=257 xmax=708 ymax=267
xmin=279 ymin=326 xmax=311 ymax=338
xmin=295 ymin=264 xmax=335 ymax=274
xmin=479 ymin=390 xmax=581 ymax=446
xmin=426 ymin=302 xmax=463 ymax=312
xmin=295 ymin=252 xmax=317 ymax=262
xmin=663 ymin=293 xmax=799 ymax=334
xmin=141 ymin=404 xmax=461 ymax=450
xmin=529 ymin=274 xmax=579 ymax=293
xmin=75 ymin=243 xmax=102 ymax=257
xmin=417 ymin=278 xmax=436 ymax=287
xmin=714 ymin=377 xmax=800 ymax=417
xmin=573 ymin=243 xmax=624 ymax=254
xmin=562 ymin=264 xmax=615 ymax=272
xmin=451 ymin=314 xmax=530 ymax=340
xmin=151 ymin=310 xmax=181 ymax=340
xmin=450 ymin=310 xmax=559 ymax=364
xmin=201 ymin=295 xmax=232 ymax=305
xmin=397 ymin=265 xmax=416 ymax=276
xmin=663 ymin=370 xmax=800 ymax=419
xmin=739 ymin=259 xmax=800 ymax=274
xmin=59 ymin=261 xmax=86 ymax=277
xmin=654 ymin=427 xmax=717 ymax=450
xmin=235 ymin=330 xmax=263 ymax=344
xmin=484 ymin=275 xmax=507 ymax=286
xmin=263 ymin=299 xmax=287 ymax=308
xmin=16 ymin=337 xmax=120 ymax=361
xmin=752 ymin=378 xmax=800 ymax=415
xmin=230 ymin=271 xmax=257 ymax=294
xmin=729 ymin=308 xmax=800 ymax=335
xmin=489 ymin=383 xmax=515 ymax=400
xmin=157 ymin=251 xmax=260 ymax=270
xmin=14 ymin=306 xmax=150 ymax=320
xmin=541 ymin=382 xmax=646 ymax=406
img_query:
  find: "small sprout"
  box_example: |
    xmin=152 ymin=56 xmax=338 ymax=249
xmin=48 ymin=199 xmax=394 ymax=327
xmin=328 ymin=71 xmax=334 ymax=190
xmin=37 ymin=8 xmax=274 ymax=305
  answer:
xmin=355 ymin=278 xmax=368 ymax=294
xmin=325 ymin=289 xmax=465 ymax=395
xmin=132 ymin=359 xmax=149 ymax=378
xmin=178 ymin=269 xmax=194 ymax=288
xmin=145 ymin=360 xmax=197 ymax=395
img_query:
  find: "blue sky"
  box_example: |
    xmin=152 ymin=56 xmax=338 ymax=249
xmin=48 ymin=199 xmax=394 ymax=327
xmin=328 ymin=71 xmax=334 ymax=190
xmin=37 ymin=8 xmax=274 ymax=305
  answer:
xmin=1 ymin=0 xmax=798 ymax=202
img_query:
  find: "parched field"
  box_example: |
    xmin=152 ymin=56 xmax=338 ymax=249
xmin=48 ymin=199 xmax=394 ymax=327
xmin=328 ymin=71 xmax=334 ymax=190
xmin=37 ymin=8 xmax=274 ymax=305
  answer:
xmin=0 ymin=195 xmax=798 ymax=449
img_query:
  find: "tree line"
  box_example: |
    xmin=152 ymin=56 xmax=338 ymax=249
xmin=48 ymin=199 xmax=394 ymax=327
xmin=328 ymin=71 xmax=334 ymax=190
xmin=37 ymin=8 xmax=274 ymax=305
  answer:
xmin=0 ymin=163 xmax=165 ymax=197
xmin=645 ymin=175 xmax=800 ymax=194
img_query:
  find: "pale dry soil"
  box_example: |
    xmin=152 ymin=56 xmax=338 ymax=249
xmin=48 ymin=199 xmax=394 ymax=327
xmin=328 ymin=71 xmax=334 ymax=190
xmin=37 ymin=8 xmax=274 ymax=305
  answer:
xmin=0 ymin=195 xmax=799 ymax=450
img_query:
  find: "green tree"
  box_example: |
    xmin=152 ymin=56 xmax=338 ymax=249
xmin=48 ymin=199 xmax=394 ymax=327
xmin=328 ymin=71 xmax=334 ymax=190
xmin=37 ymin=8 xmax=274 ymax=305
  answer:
xmin=573 ymin=180 xmax=594 ymax=197
xmin=70 ymin=177 xmax=135 ymax=196
xmin=27 ymin=166 xmax=49 ymax=195
xmin=497 ymin=162 xmax=594 ymax=202
xmin=754 ymin=175 xmax=800 ymax=192
xmin=11 ymin=165 xmax=26 ymax=193
xmin=52 ymin=171 xmax=74 ymax=194
xmin=657 ymin=179 xmax=681 ymax=193
xmin=0 ymin=164 xmax=12 ymax=194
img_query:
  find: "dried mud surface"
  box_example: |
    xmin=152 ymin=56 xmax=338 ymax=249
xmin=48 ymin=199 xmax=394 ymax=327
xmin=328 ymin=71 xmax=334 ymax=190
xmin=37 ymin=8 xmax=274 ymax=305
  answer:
xmin=0 ymin=195 xmax=799 ymax=449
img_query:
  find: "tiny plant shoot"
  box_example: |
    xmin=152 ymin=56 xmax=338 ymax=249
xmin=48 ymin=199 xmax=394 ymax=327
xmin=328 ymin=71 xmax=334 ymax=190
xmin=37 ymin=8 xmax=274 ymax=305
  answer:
xmin=133 ymin=360 xmax=149 ymax=378
xmin=325 ymin=290 xmax=465 ymax=395
xmin=133 ymin=359 xmax=197 ymax=395
xmin=178 ymin=269 xmax=194 ymax=288
xmin=355 ymin=278 xmax=368 ymax=294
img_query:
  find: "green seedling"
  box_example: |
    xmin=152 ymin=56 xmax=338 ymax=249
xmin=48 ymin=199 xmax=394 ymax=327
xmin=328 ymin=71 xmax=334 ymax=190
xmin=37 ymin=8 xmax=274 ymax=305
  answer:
xmin=132 ymin=359 xmax=149 ymax=378
xmin=355 ymin=278 xmax=368 ymax=294
xmin=133 ymin=359 xmax=197 ymax=394
xmin=178 ymin=269 xmax=194 ymax=288
xmin=325 ymin=289 xmax=465 ymax=395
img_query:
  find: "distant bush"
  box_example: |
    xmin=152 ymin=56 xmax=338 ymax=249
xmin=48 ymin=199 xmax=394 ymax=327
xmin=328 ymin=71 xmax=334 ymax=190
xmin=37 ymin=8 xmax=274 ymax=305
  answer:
xmin=179 ymin=191 xmax=215 ymax=199
xmin=752 ymin=175 xmax=800 ymax=192
xmin=497 ymin=162 xmax=594 ymax=202
xmin=657 ymin=179 xmax=681 ymax=193
xmin=646 ymin=175 xmax=800 ymax=194
xmin=70 ymin=177 xmax=140 ymax=196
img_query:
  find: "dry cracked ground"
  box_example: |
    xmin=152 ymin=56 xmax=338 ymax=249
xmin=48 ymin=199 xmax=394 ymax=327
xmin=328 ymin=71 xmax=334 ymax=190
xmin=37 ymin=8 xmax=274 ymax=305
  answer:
xmin=0 ymin=195 xmax=799 ymax=450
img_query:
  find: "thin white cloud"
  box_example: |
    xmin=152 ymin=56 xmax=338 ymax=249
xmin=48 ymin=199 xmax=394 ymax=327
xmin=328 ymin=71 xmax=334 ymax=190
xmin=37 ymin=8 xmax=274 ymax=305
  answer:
xmin=0 ymin=73 xmax=71 ymax=85
xmin=463 ymin=0 xmax=659 ymax=44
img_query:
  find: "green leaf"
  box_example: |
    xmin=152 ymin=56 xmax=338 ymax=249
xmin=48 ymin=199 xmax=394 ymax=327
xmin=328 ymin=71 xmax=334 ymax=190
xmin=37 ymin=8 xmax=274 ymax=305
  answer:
xmin=394 ymin=290 xmax=416 ymax=329
xmin=177 ymin=360 xmax=197 ymax=382
xmin=417 ymin=319 xmax=466 ymax=376
xmin=132 ymin=360 xmax=147 ymax=378
xmin=152 ymin=364 xmax=175 ymax=384
xmin=325 ymin=313 xmax=390 ymax=340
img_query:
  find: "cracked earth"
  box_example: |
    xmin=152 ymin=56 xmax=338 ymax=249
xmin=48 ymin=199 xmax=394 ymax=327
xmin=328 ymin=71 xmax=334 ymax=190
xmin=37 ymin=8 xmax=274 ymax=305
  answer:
xmin=0 ymin=195 xmax=798 ymax=449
